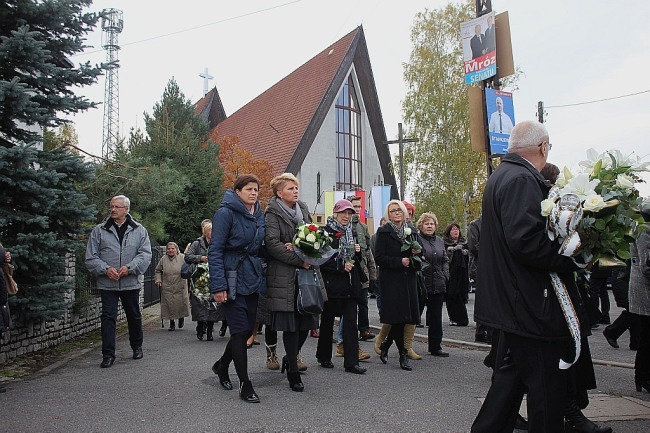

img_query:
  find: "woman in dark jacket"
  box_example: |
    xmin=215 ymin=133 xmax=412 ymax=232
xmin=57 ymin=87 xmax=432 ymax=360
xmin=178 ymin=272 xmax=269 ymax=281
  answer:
xmin=265 ymin=173 xmax=326 ymax=392
xmin=185 ymin=222 xmax=225 ymax=341
xmin=316 ymin=199 xmax=366 ymax=374
xmin=443 ymin=223 xmax=470 ymax=326
xmin=374 ymin=199 xmax=421 ymax=371
xmin=417 ymin=213 xmax=450 ymax=356
xmin=208 ymin=175 xmax=266 ymax=403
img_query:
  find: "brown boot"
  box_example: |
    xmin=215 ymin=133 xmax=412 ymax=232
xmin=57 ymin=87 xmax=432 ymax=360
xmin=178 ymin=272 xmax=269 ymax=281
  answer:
xmin=358 ymin=347 xmax=371 ymax=361
xmin=374 ymin=324 xmax=391 ymax=355
xmin=297 ymin=351 xmax=308 ymax=371
xmin=404 ymin=324 xmax=422 ymax=360
xmin=336 ymin=343 xmax=344 ymax=357
xmin=265 ymin=344 xmax=280 ymax=370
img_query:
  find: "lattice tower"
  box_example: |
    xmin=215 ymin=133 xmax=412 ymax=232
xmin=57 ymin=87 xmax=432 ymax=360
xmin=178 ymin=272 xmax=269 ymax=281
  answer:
xmin=101 ymin=9 xmax=123 ymax=159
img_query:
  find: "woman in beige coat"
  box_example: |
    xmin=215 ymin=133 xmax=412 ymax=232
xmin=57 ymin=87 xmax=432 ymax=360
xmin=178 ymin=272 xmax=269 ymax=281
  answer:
xmin=155 ymin=242 xmax=190 ymax=331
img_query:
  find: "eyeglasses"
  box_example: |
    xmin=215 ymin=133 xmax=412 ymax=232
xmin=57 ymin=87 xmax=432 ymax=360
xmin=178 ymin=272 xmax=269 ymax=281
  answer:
xmin=538 ymin=141 xmax=553 ymax=150
xmin=109 ymin=205 xmax=127 ymax=209
xmin=389 ymin=209 xmax=403 ymax=214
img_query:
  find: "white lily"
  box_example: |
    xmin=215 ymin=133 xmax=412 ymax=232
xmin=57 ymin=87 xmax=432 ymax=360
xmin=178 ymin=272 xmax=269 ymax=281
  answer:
xmin=578 ymin=148 xmax=608 ymax=172
xmin=559 ymin=173 xmax=600 ymax=200
xmin=555 ymin=166 xmax=573 ymax=188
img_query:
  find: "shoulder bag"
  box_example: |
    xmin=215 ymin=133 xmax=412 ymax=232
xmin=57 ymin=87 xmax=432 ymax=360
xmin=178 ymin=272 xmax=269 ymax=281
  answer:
xmin=3 ymin=263 xmax=18 ymax=295
xmin=296 ymin=268 xmax=324 ymax=315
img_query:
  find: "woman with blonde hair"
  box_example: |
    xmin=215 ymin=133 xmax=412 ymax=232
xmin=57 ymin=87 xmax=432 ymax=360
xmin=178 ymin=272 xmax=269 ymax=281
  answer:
xmin=374 ymin=199 xmax=421 ymax=371
xmin=265 ymin=173 xmax=326 ymax=391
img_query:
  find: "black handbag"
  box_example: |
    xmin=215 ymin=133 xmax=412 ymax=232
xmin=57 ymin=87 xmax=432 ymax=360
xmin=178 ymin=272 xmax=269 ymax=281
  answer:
xmin=296 ymin=268 xmax=324 ymax=315
xmin=181 ymin=262 xmax=197 ymax=279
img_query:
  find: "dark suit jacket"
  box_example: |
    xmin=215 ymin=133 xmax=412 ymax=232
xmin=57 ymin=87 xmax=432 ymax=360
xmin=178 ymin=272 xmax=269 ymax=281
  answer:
xmin=470 ymin=35 xmax=484 ymax=59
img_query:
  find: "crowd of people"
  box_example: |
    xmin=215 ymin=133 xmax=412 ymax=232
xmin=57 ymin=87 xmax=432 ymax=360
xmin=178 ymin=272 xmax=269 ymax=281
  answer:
xmin=5 ymin=119 xmax=644 ymax=423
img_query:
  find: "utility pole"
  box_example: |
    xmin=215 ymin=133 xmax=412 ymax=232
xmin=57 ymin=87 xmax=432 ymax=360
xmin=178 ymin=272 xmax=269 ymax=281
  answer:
xmin=384 ymin=123 xmax=418 ymax=201
xmin=537 ymin=101 xmax=545 ymax=123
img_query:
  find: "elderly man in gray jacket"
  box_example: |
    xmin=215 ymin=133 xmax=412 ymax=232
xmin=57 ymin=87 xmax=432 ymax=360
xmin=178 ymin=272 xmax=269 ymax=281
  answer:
xmin=85 ymin=195 xmax=152 ymax=368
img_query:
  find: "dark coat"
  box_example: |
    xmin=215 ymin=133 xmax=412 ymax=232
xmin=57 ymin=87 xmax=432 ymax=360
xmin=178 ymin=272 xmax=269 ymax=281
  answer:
xmin=374 ymin=223 xmax=420 ymax=324
xmin=474 ymin=153 xmax=582 ymax=341
xmin=419 ymin=233 xmax=449 ymax=294
xmin=208 ymin=189 xmax=266 ymax=296
xmin=319 ymin=225 xmax=363 ymax=299
xmin=264 ymin=197 xmax=326 ymax=313
xmin=470 ymin=34 xmax=484 ymax=59
xmin=444 ymin=236 xmax=470 ymax=296
xmin=629 ymin=227 xmax=650 ymax=317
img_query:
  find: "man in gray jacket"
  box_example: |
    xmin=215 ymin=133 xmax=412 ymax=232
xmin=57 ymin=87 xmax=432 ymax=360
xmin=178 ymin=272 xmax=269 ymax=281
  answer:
xmin=85 ymin=195 xmax=152 ymax=368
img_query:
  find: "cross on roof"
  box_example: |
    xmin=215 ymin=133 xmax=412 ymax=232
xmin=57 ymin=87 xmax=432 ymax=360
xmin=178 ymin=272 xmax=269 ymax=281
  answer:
xmin=199 ymin=67 xmax=214 ymax=96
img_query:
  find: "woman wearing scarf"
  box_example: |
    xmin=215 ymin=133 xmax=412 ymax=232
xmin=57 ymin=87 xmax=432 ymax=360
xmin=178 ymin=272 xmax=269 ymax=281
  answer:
xmin=315 ymin=199 xmax=367 ymax=374
xmin=265 ymin=173 xmax=326 ymax=392
xmin=374 ymin=199 xmax=421 ymax=371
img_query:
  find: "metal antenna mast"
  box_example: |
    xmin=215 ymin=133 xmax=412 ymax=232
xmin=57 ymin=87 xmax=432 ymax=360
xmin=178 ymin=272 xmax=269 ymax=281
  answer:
xmin=101 ymin=9 xmax=123 ymax=159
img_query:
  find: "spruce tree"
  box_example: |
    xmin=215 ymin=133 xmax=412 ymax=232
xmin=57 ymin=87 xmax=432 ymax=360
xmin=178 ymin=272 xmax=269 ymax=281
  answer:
xmin=0 ymin=0 xmax=101 ymax=320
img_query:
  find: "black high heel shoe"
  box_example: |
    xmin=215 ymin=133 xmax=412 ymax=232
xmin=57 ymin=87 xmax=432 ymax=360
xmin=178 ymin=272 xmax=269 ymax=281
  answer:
xmin=239 ymin=380 xmax=260 ymax=403
xmin=399 ymin=350 xmax=413 ymax=371
xmin=636 ymin=380 xmax=650 ymax=393
xmin=211 ymin=360 xmax=233 ymax=390
xmin=287 ymin=372 xmax=304 ymax=392
xmin=379 ymin=342 xmax=389 ymax=364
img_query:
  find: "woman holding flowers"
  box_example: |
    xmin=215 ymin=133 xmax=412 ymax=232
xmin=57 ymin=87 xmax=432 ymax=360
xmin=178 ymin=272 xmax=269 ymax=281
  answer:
xmin=265 ymin=173 xmax=326 ymax=392
xmin=185 ymin=222 xmax=224 ymax=341
xmin=208 ymin=174 xmax=266 ymax=404
xmin=374 ymin=199 xmax=421 ymax=371
xmin=316 ymin=199 xmax=367 ymax=374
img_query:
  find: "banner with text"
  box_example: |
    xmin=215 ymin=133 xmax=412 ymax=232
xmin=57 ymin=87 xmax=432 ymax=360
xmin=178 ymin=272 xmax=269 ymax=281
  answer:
xmin=485 ymin=88 xmax=515 ymax=155
xmin=461 ymin=11 xmax=496 ymax=84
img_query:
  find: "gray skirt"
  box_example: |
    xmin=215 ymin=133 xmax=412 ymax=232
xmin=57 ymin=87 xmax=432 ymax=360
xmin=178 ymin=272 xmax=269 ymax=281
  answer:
xmin=271 ymin=311 xmax=318 ymax=332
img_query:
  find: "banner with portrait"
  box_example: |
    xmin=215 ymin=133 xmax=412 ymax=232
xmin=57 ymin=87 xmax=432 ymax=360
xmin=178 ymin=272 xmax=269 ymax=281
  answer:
xmin=485 ymin=88 xmax=515 ymax=155
xmin=460 ymin=11 xmax=496 ymax=84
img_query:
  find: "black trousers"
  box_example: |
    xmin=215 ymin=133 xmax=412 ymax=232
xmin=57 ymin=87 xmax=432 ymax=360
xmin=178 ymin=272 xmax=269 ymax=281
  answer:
xmin=635 ymin=314 xmax=650 ymax=382
xmin=357 ymin=288 xmax=370 ymax=332
xmin=471 ymin=332 xmax=568 ymax=433
xmin=100 ymin=289 xmax=143 ymax=358
xmin=426 ymin=293 xmax=445 ymax=352
xmin=316 ymin=298 xmax=359 ymax=368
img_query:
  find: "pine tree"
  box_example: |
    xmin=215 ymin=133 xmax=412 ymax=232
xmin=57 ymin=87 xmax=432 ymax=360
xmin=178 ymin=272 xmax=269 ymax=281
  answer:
xmin=87 ymin=79 xmax=223 ymax=247
xmin=0 ymin=0 xmax=101 ymax=320
xmin=0 ymin=0 xmax=103 ymax=145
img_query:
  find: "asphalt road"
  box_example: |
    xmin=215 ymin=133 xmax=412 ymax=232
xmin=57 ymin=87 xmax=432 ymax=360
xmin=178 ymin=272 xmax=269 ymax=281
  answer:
xmin=1 ymin=292 xmax=649 ymax=433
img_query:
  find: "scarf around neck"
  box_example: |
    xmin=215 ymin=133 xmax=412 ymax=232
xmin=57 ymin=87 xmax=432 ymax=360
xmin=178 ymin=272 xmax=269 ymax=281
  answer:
xmin=388 ymin=221 xmax=406 ymax=240
xmin=326 ymin=216 xmax=354 ymax=247
xmin=276 ymin=198 xmax=304 ymax=225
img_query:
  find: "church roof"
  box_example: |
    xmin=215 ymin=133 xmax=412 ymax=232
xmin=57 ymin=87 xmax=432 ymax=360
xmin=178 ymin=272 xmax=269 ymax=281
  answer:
xmin=199 ymin=26 xmax=397 ymax=196
xmin=194 ymin=87 xmax=227 ymax=129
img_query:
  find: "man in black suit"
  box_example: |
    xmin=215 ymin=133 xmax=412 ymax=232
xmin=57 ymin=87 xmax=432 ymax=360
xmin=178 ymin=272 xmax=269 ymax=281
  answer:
xmin=483 ymin=15 xmax=495 ymax=54
xmin=470 ymin=24 xmax=484 ymax=59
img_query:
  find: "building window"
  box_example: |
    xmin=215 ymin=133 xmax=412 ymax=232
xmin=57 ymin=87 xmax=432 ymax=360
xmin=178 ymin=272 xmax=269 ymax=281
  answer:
xmin=335 ymin=76 xmax=362 ymax=191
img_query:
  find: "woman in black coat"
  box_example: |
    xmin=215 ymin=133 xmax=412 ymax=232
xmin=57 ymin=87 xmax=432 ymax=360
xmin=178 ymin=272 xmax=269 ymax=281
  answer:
xmin=374 ymin=200 xmax=421 ymax=371
xmin=443 ymin=223 xmax=470 ymax=326
xmin=417 ymin=213 xmax=450 ymax=357
xmin=315 ymin=199 xmax=367 ymax=374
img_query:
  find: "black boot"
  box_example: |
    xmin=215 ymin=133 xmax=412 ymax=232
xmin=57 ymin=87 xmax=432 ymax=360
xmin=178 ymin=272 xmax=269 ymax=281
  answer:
xmin=239 ymin=380 xmax=260 ymax=403
xmin=196 ymin=321 xmax=205 ymax=340
xmin=564 ymin=399 xmax=612 ymax=433
xmin=219 ymin=320 xmax=228 ymax=337
xmin=287 ymin=372 xmax=304 ymax=392
xmin=206 ymin=321 xmax=214 ymax=341
xmin=168 ymin=319 xmax=175 ymax=331
xmin=178 ymin=317 xmax=184 ymax=329
xmin=379 ymin=341 xmax=390 ymax=364
xmin=399 ymin=350 xmax=413 ymax=371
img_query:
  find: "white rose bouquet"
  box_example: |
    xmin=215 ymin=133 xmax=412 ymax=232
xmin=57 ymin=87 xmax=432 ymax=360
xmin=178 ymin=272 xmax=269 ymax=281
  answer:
xmin=293 ymin=222 xmax=336 ymax=265
xmin=543 ymin=148 xmax=649 ymax=267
